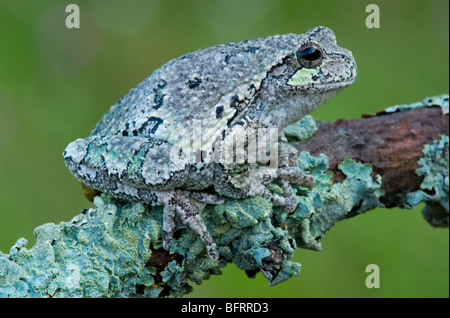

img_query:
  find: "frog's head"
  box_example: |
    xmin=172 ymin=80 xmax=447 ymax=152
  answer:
xmin=255 ymin=26 xmax=357 ymax=129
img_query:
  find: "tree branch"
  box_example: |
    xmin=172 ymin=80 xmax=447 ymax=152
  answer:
xmin=0 ymin=95 xmax=448 ymax=298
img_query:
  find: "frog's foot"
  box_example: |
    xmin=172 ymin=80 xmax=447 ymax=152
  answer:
xmin=278 ymin=142 xmax=314 ymax=187
xmin=161 ymin=190 xmax=223 ymax=261
xmin=263 ymin=179 xmax=298 ymax=213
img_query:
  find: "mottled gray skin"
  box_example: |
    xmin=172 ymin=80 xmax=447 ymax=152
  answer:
xmin=64 ymin=26 xmax=357 ymax=260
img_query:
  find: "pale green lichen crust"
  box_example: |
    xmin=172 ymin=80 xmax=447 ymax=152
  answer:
xmin=284 ymin=115 xmax=318 ymax=141
xmin=63 ymin=26 xmax=357 ymax=262
xmin=382 ymin=94 xmax=449 ymax=115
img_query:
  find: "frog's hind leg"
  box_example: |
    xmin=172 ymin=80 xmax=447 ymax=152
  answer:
xmin=161 ymin=190 xmax=223 ymax=261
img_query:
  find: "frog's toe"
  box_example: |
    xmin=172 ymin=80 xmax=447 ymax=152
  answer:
xmin=162 ymin=202 xmax=177 ymax=251
xmin=187 ymin=191 xmax=225 ymax=205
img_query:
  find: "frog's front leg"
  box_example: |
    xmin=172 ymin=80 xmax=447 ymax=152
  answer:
xmin=161 ymin=190 xmax=222 ymax=261
xmin=63 ymin=135 xmax=222 ymax=260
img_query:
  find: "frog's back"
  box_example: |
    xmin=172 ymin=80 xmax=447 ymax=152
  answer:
xmin=91 ymin=34 xmax=304 ymax=145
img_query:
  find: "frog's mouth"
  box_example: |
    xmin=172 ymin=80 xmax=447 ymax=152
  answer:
xmin=290 ymin=79 xmax=356 ymax=91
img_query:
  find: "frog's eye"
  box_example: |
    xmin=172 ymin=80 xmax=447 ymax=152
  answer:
xmin=296 ymin=42 xmax=323 ymax=68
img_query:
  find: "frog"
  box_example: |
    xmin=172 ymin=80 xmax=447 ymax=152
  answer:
xmin=63 ymin=26 xmax=357 ymax=261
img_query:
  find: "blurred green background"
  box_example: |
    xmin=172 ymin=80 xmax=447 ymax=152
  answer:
xmin=0 ymin=0 xmax=448 ymax=297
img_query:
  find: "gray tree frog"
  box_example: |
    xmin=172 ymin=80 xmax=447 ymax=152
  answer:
xmin=64 ymin=26 xmax=357 ymax=260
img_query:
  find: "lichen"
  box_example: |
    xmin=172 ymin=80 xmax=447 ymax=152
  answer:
xmin=382 ymin=94 xmax=449 ymax=115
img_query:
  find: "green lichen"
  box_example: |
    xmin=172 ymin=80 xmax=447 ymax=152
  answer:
xmin=402 ymin=134 xmax=449 ymax=227
xmin=286 ymin=154 xmax=383 ymax=251
xmin=284 ymin=115 xmax=318 ymax=141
